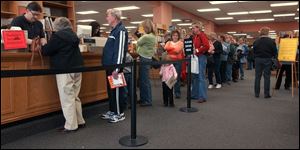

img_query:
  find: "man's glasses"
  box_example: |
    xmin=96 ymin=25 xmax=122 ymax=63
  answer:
xmin=29 ymin=10 xmax=41 ymax=17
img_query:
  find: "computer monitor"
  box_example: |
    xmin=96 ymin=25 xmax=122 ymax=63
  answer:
xmin=77 ymin=25 xmax=92 ymax=38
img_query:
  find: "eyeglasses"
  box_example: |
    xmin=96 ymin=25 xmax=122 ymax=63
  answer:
xmin=29 ymin=10 xmax=41 ymax=17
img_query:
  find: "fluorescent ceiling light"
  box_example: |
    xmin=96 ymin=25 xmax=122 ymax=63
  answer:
xmin=233 ymin=33 xmax=247 ymax=36
xmin=121 ymin=16 xmax=127 ymax=19
xmin=142 ymin=14 xmax=153 ymax=17
xmin=125 ymin=26 xmax=137 ymax=29
xmin=209 ymin=1 xmax=237 ymax=4
xmin=197 ymin=8 xmax=220 ymax=12
xmin=298 ymin=8 xmax=299 ymax=11
xmin=269 ymin=30 xmax=276 ymax=32
xmin=114 ymin=6 xmax=140 ymax=11
xmin=269 ymin=33 xmax=277 ymax=35
xmin=228 ymin=11 xmax=248 ymax=15
xmin=274 ymin=13 xmax=295 ymax=17
xmin=102 ymin=24 xmax=109 ymax=26
xmin=76 ymin=10 xmax=99 ymax=15
xmin=130 ymin=21 xmax=143 ymax=24
xmin=238 ymin=19 xmax=255 ymax=22
xmin=295 ymin=17 xmax=299 ymax=20
xmin=249 ymin=10 xmax=272 ymax=14
xmin=227 ymin=31 xmax=236 ymax=34
xmin=270 ymin=2 xmax=298 ymax=7
xmin=256 ymin=18 xmax=274 ymax=22
xmin=215 ymin=17 xmax=234 ymax=20
xmin=177 ymin=23 xmax=192 ymax=26
xmin=100 ymin=27 xmax=106 ymax=29
xmin=77 ymin=19 xmax=96 ymax=23
xmin=105 ymin=32 xmax=110 ymax=33
xmin=294 ymin=30 xmax=299 ymax=32
xmin=171 ymin=19 xmax=181 ymax=22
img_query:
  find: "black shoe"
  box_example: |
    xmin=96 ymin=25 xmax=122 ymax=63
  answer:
xmin=164 ymin=104 xmax=168 ymax=107
xmin=57 ymin=127 xmax=77 ymax=133
xmin=140 ymin=103 xmax=152 ymax=107
xmin=78 ymin=124 xmax=86 ymax=129
xmin=175 ymin=95 xmax=181 ymax=99
xmin=255 ymin=95 xmax=259 ymax=98
xmin=169 ymin=104 xmax=175 ymax=107
xmin=264 ymin=95 xmax=271 ymax=99
xmin=137 ymin=100 xmax=142 ymax=104
xmin=233 ymin=80 xmax=238 ymax=82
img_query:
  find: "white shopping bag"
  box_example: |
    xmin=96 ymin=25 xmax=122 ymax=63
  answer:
xmin=191 ymin=55 xmax=199 ymax=74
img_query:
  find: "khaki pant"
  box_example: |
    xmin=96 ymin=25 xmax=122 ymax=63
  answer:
xmin=56 ymin=73 xmax=85 ymax=130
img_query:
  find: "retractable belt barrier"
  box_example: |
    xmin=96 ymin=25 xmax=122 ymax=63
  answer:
xmin=1 ymin=59 xmax=188 ymax=78
xmin=1 ymin=57 xmax=197 ymax=147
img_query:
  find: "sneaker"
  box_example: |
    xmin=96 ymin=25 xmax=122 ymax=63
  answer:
xmin=108 ymin=114 xmax=125 ymax=123
xmin=101 ymin=111 xmax=114 ymax=120
xmin=208 ymin=84 xmax=214 ymax=89
xmin=215 ymin=84 xmax=222 ymax=89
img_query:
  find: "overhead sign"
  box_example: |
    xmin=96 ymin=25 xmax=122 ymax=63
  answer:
xmin=184 ymin=37 xmax=193 ymax=56
xmin=2 ymin=30 xmax=27 ymax=50
xmin=278 ymin=38 xmax=298 ymax=62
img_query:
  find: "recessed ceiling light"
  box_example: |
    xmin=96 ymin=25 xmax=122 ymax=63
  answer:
xmin=171 ymin=19 xmax=181 ymax=22
xmin=142 ymin=14 xmax=153 ymax=17
xmin=197 ymin=8 xmax=220 ymax=12
xmin=177 ymin=23 xmax=192 ymax=26
xmin=228 ymin=11 xmax=249 ymax=15
xmin=270 ymin=2 xmax=298 ymax=7
xmin=274 ymin=13 xmax=295 ymax=17
xmin=215 ymin=17 xmax=234 ymax=20
xmin=249 ymin=10 xmax=272 ymax=14
xmin=77 ymin=19 xmax=96 ymax=23
xmin=256 ymin=18 xmax=274 ymax=22
xmin=209 ymin=1 xmax=237 ymax=4
xmin=76 ymin=11 xmax=99 ymax=15
xmin=114 ymin=6 xmax=140 ymax=11
xmin=238 ymin=19 xmax=255 ymax=22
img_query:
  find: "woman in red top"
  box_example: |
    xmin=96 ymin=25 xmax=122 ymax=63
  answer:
xmin=164 ymin=30 xmax=184 ymax=98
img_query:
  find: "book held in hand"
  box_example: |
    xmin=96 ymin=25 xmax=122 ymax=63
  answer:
xmin=107 ymin=73 xmax=127 ymax=89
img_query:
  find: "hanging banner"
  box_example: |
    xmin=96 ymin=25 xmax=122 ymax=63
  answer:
xmin=2 ymin=30 xmax=27 ymax=50
xmin=278 ymin=38 xmax=298 ymax=62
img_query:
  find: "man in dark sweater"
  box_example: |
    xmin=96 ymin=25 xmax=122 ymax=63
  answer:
xmin=253 ymin=27 xmax=277 ymax=98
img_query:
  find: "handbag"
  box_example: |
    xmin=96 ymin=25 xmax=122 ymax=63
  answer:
xmin=30 ymin=37 xmax=44 ymax=66
xmin=191 ymin=54 xmax=199 ymax=74
xmin=271 ymin=58 xmax=281 ymax=71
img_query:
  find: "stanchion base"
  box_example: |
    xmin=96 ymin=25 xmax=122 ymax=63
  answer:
xmin=179 ymin=107 xmax=198 ymax=113
xmin=119 ymin=135 xmax=148 ymax=147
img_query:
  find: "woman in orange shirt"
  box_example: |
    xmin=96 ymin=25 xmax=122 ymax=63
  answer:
xmin=164 ymin=30 xmax=184 ymax=99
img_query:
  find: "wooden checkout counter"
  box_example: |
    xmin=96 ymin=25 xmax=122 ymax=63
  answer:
xmin=1 ymin=49 xmax=108 ymax=125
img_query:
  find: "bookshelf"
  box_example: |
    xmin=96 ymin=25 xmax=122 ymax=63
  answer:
xmin=1 ymin=1 xmax=17 ymax=19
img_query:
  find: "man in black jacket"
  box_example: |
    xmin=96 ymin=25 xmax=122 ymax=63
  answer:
xmin=253 ymin=27 xmax=277 ymax=98
xmin=41 ymin=17 xmax=85 ymax=132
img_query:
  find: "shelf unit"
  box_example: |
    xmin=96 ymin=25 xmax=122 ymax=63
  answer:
xmin=1 ymin=1 xmax=17 ymax=19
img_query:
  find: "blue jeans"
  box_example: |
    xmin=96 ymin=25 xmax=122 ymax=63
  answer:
xmin=226 ymin=63 xmax=233 ymax=81
xmin=173 ymin=62 xmax=182 ymax=97
xmin=247 ymin=60 xmax=253 ymax=70
xmin=198 ymin=55 xmax=207 ymax=100
xmin=240 ymin=63 xmax=245 ymax=79
xmin=139 ymin=56 xmax=152 ymax=104
xmin=191 ymin=73 xmax=199 ymax=99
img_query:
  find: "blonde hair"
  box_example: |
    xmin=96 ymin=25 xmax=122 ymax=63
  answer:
xmin=53 ymin=17 xmax=72 ymax=31
xmin=106 ymin=8 xmax=122 ymax=20
xmin=141 ymin=19 xmax=156 ymax=35
xmin=209 ymin=32 xmax=218 ymax=41
xmin=260 ymin=27 xmax=270 ymax=36
xmin=192 ymin=21 xmax=204 ymax=30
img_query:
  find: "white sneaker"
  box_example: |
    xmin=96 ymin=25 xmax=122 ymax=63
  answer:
xmin=101 ymin=111 xmax=114 ymax=120
xmin=108 ymin=114 xmax=125 ymax=123
xmin=208 ymin=84 xmax=214 ymax=89
xmin=215 ymin=84 xmax=222 ymax=89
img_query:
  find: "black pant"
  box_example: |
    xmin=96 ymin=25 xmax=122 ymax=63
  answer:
xmin=254 ymin=58 xmax=272 ymax=97
xmin=106 ymin=70 xmax=126 ymax=114
xmin=162 ymin=82 xmax=174 ymax=106
xmin=220 ymin=61 xmax=227 ymax=83
xmin=275 ymin=64 xmax=291 ymax=89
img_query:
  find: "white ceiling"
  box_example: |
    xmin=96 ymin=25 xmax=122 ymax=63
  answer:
xmin=75 ymin=1 xmax=299 ymax=32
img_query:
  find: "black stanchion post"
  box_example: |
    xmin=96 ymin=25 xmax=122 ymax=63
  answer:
xmin=179 ymin=56 xmax=198 ymax=113
xmin=119 ymin=59 xmax=148 ymax=147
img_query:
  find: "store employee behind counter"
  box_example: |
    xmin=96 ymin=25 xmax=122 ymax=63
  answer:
xmin=10 ymin=2 xmax=47 ymax=45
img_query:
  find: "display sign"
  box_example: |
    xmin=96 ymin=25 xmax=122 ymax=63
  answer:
xmin=2 ymin=30 xmax=27 ymax=50
xmin=278 ymin=38 xmax=298 ymax=62
xmin=184 ymin=37 xmax=193 ymax=56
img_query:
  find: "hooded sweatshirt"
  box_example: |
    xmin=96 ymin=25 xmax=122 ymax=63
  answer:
xmin=42 ymin=28 xmax=83 ymax=69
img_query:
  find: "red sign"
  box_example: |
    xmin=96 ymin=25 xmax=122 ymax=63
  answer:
xmin=2 ymin=30 xmax=27 ymax=50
